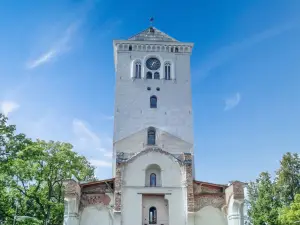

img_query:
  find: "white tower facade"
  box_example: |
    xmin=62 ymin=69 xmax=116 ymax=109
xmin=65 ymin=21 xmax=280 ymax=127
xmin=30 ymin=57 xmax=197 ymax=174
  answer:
xmin=113 ymin=27 xmax=194 ymax=174
xmin=63 ymin=26 xmax=245 ymax=225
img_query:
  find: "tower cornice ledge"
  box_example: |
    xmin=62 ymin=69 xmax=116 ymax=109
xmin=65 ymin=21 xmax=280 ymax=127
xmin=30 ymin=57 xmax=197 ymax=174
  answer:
xmin=113 ymin=40 xmax=194 ymax=47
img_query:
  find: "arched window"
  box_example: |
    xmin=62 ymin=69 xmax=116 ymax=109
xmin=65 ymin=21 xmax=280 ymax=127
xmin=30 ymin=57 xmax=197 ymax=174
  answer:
xmin=145 ymin=164 xmax=162 ymax=187
xmin=154 ymin=72 xmax=160 ymax=79
xmin=134 ymin=61 xmax=141 ymax=79
xmin=150 ymin=173 xmax=156 ymax=187
xmin=150 ymin=96 xmax=157 ymax=108
xmin=147 ymin=127 xmax=156 ymax=145
xmin=129 ymin=45 xmax=132 ymax=51
xmin=149 ymin=207 xmax=157 ymax=224
xmin=175 ymin=47 xmax=178 ymax=52
xmin=147 ymin=71 xmax=153 ymax=79
xmin=164 ymin=62 xmax=171 ymax=80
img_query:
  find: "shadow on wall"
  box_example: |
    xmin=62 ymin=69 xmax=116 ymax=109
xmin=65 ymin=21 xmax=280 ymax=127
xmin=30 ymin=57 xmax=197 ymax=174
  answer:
xmin=194 ymin=206 xmax=227 ymax=225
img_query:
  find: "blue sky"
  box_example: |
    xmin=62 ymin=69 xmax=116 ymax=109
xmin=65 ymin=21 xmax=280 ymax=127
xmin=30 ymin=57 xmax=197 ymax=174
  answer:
xmin=1 ymin=0 xmax=300 ymax=184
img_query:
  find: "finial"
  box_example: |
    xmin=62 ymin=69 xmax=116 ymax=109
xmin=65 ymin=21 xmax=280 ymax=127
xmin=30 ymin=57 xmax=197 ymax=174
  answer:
xmin=149 ymin=17 xmax=154 ymax=27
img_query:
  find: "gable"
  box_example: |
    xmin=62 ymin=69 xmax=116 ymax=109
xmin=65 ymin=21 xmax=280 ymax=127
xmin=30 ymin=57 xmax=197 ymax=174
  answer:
xmin=128 ymin=27 xmax=178 ymax=42
xmin=114 ymin=127 xmax=193 ymax=154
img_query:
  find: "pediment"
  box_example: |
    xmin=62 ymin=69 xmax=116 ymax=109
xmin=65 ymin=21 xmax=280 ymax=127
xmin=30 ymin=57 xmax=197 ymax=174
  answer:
xmin=128 ymin=27 xmax=178 ymax=42
xmin=114 ymin=127 xmax=193 ymax=154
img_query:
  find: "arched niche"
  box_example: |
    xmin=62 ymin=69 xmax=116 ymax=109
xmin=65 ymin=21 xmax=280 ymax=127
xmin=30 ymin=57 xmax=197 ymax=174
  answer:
xmin=145 ymin=164 xmax=162 ymax=187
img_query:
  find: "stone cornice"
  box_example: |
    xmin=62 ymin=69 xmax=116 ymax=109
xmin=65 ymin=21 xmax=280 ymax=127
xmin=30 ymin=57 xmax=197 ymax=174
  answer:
xmin=113 ymin=40 xmax=193 ymax=54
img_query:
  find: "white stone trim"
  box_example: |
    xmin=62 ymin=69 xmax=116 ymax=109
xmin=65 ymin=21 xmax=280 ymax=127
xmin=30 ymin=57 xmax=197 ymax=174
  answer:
xmin=131 ymin=59 xmax=142 ymax=79
xmin=114 ymin=41 xmax=193 ymax=54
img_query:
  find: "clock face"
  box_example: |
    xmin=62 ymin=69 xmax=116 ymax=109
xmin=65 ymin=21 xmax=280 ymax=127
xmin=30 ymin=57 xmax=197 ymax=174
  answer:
xmin=146 ymin=58 xmax=161 ymax=70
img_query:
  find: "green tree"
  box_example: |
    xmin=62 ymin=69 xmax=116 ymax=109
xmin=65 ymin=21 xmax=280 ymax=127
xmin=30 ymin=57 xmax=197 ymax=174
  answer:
xmin=0 ymin=114 xmax=96 ymax=225
xmin=247 ymin=172 xmax=281 ymax=225
xmin=0 ymin=113 xmax=32 ymax=222
xmin=279 ymin=194 xmax=300 ymax=225
xmin=276 ymin=152 xmax=300 ymax=206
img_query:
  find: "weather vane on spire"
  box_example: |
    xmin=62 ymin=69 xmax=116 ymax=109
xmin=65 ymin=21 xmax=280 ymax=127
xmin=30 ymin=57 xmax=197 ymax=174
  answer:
xmin=150 ymin=17 xmax=154 ymax=27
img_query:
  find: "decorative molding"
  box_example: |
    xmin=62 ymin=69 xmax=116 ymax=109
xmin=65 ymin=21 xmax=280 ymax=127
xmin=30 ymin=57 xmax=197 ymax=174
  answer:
xmin=183 ymin=159 xmax=192 ymax=165
xmin=115 ymin=43 xmax=192 ymax=54
xmin=116 ymin=152 xmax=127 ymax=163
xmin=125 ymin=147 xmax=183 ymax=166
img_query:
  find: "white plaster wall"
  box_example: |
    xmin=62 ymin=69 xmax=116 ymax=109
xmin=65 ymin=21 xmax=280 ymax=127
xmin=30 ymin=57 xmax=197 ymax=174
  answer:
xmin=121 ymin=151 xmax=186 ymax=225
xmin=227 ymin=196 xmax=244 ymax=225
xmin=113 ymin=47 xmax=194 ymax=145
xmin=142 ymin=195 xmax=168 ymax=225
xmin=145 ymin=164 xmax=162 ymax=186
xmin=123 ymin=151 xmax=182 ymax=187
xmin=122 ymin=188 xmax=186 ymax=225
xmin=80 ymin=206 xmax=111 ymax=225
xmin=188 ymin=213 xmax=195 ymax=225
xmin=114 ymin=128 xmax=192 ymax=154
xmin=194 ymin=206 xmax=227 ymax=225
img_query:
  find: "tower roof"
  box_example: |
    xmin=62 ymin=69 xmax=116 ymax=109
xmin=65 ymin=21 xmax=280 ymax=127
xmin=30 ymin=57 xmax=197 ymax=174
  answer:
xmin=128 ymin=26 xmax=178 ymax=42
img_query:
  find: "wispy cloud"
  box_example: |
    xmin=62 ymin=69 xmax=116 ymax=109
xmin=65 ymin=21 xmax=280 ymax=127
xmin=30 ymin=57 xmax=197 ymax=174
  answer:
xmin=224 ymin=93 xmax=241 ymax=111
xmin=72 ymin=119 xmax=112 ymax=170
xmin=198 ymin=23 xmax=296 ymax=78
xmin=26 ymin=22 xmax=81 ymax=69
xmin=72 ymin=118 xmax=112 ymax=161
xmin=89 ymin=159 xmax=111 ymax=167
xmin=0 ymin=101 xmax=20 ymax=116
xmin=103 ymin=152 xmax=112 ymax=158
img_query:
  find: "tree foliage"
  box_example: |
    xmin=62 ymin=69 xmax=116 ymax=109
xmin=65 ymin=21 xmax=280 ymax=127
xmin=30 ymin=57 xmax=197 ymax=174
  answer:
xmin=276 ymin=152 xmax=300 ymax=206
xmin=247 ymin=172 xmax=281 ymax=225
xmin=0 ymin=113 xmax=96 ymax=225
xmin=279 ymin=194 xmax=300 ymax=225
xmin=247 ymin=152 xmax=300 ymax=225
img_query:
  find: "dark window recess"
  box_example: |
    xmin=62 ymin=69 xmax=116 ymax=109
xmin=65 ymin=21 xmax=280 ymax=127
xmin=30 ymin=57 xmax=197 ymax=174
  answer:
xmin=135 ymin=63 xmax=141 ymax=79
xmin=129 ymin=45 xmax=132 ymax=51
xmin=175 ymin=47 xmax=178 ymax=52
xmin=147 ymin=87 xmax=151 ymax=91
xmin=154 ymin=72 xmax=160 ymax=79
xmin=150 ymin=173 xmax=156 ymax=187
xmin=149 ymin=27 xmax=155 ymax=33
xmin=149 ymin=207 xmax=157 ymax=224
xmin=147 ymin=128 xmax=156 ymax=145
xmin=156 ymin=87 xmax=160 ymax=91
xmin=147 ymin=71 xmax=153 ymax=79
xmin=150 ymin=96 xmax=157 ymax=108
xmin=164 ymin=63 xmax=171 ymax=80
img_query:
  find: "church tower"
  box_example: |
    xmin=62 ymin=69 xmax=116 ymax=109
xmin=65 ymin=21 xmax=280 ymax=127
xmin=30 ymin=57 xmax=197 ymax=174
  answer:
xmin=113 ymin=26 xmax=194 ymax=175
xmin=63 ymin=25 xmax=246 ymax=225
xmin=112 ymin=26 xmax=195 ymax=225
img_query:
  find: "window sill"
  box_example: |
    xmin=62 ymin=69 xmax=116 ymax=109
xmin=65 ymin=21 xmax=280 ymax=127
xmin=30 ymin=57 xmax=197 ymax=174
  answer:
xmin=145 ymin=185 xmax=162 ymax=188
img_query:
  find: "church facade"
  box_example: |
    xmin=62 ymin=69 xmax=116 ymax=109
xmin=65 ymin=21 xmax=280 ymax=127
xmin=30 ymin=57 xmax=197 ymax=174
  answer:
xmin=63 ymin=27 xmax=245 ymax=225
